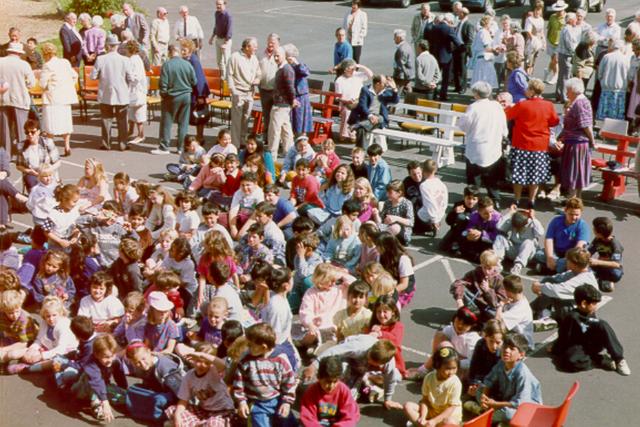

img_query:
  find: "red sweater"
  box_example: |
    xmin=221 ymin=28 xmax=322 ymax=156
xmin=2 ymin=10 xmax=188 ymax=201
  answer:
xmin=300 ymin=381 xmax=360 ymax=427
xmin=370 ymin=321 xmax=406 ymax=376
xmin=505 ymin=97 xmax=559 ymax=152
xmin=291 ymin=175 xmax=324 ymax=208
xmin=222 ymin=169 xmax=242 ymax=196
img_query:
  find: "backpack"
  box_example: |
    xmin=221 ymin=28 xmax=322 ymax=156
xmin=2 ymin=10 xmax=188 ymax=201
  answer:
xmin=125 ymin=353 xmax=186 ymax=422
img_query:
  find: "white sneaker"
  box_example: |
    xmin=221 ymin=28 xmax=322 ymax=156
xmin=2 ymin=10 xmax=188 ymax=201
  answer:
xmin=150 ymin=148 xmax=171 ymax=155
xmin=533 ymin=316 xmax=558 ymax=332
xmin=616 ymin=359 xmax=631 ymax=376
xmin=510 ymin=263 xmax=523 ymax=276
xmin=129 ymin=136 xmax=145 ymax=144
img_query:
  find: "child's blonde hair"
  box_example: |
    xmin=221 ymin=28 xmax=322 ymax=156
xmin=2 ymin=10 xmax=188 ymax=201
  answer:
xmin=0 ymin=289 xmax=26 ymax=312
xmin=362 ymin=261 xmax=386 ymax=281
xmin=123 ymin=291 xmax=146 ymax=311
xmin=84 ymin=157 xmax=107 ymax=187
xmin=158 ymin=228 xmax=179 ymax=244
xmin=38 ymin=165 xmax=53 ymax=178
xmin=312 ymin=263 xmax=341 ymax=288
xmin=351 ymin=146 xmax=365 ymax=157
xmin=479 ymin=250 xmax=500 ymax=268
xmin=332 ymin=215 xmax=353 ymax=240
xmin=371 ymin=272 xmax=397 ymax=297
xmin=208 ymin=296 xmax=229 ymax=314
xmin=37 ymin=250 xmax=70 ymax=281
xmin=149 ymin=185 xmax=176 ymax=211
xmin=354 ymin=177 xmax=376 ymax=204
xmin=322 ymin=139 xmax=336 ymax=151
xmin=40 ymin=296 xmax=68 ymax=318
xmin=203 ymin=230 xmax=234 ymax=259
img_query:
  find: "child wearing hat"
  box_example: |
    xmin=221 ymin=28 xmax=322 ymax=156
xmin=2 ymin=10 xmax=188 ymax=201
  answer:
xmin=143 ymin=291 xmax=180 ymax=354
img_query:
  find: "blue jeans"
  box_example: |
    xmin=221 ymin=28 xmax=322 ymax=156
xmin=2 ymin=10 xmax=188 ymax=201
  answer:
xmin=534 ymin=250 xmax=567 ymax=273
xmin=250 ymin=397 xmax=296 ymax=427
xmin=591 ymin=266 xmax=623 ymax=283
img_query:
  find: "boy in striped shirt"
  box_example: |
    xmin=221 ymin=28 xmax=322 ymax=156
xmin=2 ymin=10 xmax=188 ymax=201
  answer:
xmin=233 ymin=323 xmax=297 ymax=426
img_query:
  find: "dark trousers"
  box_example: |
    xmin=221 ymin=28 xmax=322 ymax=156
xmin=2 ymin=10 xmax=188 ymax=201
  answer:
xmin=465 ymin=158 xmax=502 ymax=207
xmin=259 ymin=88 xmax=274 ymax=137
xmin=438 ymin=60 xmax=452 ymax=101
xmin=591 ymin=266 xmax=624 ymax=283
xmin=99 ymin=104 xmax=128 ymax=148
xmin=452 ymin=51 xmax=468 ymax=92
xmin=531 ymin=294 xmax=575 ymax=321
xmin=352 ymin=45 xmax=362 ymax=64
xmin=460 ymin=238 xmax=492 ymax=263
xmin=439 ymin=218 xmax=469 ymax=252
xmin=159 ymin=93 xmax=191 ymax=152
xmin=0 ymin=106 xmax=28 ymax=155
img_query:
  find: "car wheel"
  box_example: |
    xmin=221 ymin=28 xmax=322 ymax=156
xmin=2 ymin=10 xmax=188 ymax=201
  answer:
xmin=591 ymin=0 xmax=603 ymax=12
xmin=484 ymin=0 xmax=495 ymax=13
xmin=400 ymin=0 xmax=411 ymax=8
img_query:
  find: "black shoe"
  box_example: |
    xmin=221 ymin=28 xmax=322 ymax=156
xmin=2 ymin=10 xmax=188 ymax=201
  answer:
xmin=599 ymin=280 xmax=614 ymax=292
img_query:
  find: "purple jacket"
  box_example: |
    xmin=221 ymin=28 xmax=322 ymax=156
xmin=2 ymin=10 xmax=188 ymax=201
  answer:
xmin=466 ymin=210 xmax=502 ymax=243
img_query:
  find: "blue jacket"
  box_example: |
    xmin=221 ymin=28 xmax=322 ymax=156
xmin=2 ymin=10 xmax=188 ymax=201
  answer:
xmin=367 ymin=158 xmax=392 ymax=201
xmin=427 ymin=22 xmax=463 ymax=64
xmin=347 ymin=85 xmax=400 ymax=128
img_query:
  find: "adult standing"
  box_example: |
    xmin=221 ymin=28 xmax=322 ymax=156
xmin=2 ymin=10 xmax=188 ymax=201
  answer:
xmin=556 ymin=12 xmax=580 ymax=103
xmin=82 ymin=16 xmax=106 ymax=66
xmin=331 ymin=28 xmax=353 ymax=73
xmin=152 ymin=44 xmax=196 ymax=155
xmin=227 ymin=37 xmax=261 ymax=148
xmin=413 ymin=40 xmax=440 ymax=100
xmin=39 ymin=42 xmax=78 ymax=157
xmin=125 ymin=40 xmax=148 ymax=146
xmin=595 ymin=9 xmax=621 ymax=57
xmin=258 ymin=33 xmax=280 ymax=138
xmin=90 ymin=35 xmax=133 ymax=152
xmin=0 ymin=28 xmax=23 ymax=58
xmin=457 ymin=81 xmax=508 ymax=207
xmin=505 ymin=79 xmax=560 ymax=209
xmin=544 ymin=1 xmax=567 ymax=86
xmin=453 ymin=7 xmax=475 ymax=94
xmin=0 ymin=146 xmax=28 ymax=230
xmin=410 ymin=3 xmax=433 ymax=51
xmin=174 ymin=5 xmax=204 ymax=56
xmin=335 ymin=59 xmax=373 ymax=142
xmin=506 ymin=52 xmax=528 ymax=104
xmin=268 ymin=47 xmax=297 ymax=158
xmin=182 ymin=39 xmax=210 ymax=143
xmin=430 ymin=13 xmax=463 ymax=101
xmin=493 ymin=15 xmax=511 ymax=90
xmin=575 ymin=9 xmax=592 ymax=38
xmin=627 ymin=40 xmax=640 ymax=130
xmin=391 ymin=29 xmax=414 ymax=95
xmin=343 ymin=0 xmax=368 ymax=64
xmin=16 ymin=119 xmax=61 ymax=191
xmin=284 ymin=44 xmax=312 ymax=137
xmin=123 ymin=3 xmax=149 ymax=49
xmin=596 ymin=39 xmax=629 ymax=121
xmin=572 ymin=31 xmax=597 ymax=88
xmin=523 ymin=2 xmax=545 ymax=76
xmin=150 ymin=7 xmax=171 ymax=66
xmin=208 ymin=0 xmax=233 ymax=80
xmin=470 ymin=16 xmax=498 ymax=90
xmin=0 ymin=42 xmax=34 ymax=155
xmin=59 ymin=12 xmax=83 ymax=67
xmin=627 ymin=9 xmax=640 ymax=37
xmin=558 ymin=78 xmax=594 ymax=199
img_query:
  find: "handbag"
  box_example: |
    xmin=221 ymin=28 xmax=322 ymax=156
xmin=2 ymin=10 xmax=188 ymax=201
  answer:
xmin=125 ymin=385 xmax=175 ymax=422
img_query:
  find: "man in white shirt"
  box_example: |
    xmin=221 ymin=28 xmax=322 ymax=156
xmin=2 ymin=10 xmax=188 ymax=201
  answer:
xmin=150 ymin=7 xmax=170 ymax=65
xmin=595 ymin=8 xmax=621 ymax=56
xmin=174 ymin=5 xmax=204 ymax=56
xmin=227 ymin=37 xmax=261 ymax=148
xmin=416 ymin=159 xmax=448 ymax=235
xmin=457 ymin=81 xmax=508 ymax=209
xmin=258 ymin=33 xmax=280 ymax=137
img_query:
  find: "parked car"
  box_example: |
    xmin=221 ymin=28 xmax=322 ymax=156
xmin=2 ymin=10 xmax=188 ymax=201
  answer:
xmin=542 ymin=0 xmax=605 ymax=18
xmin=439 ymin=0 xmax=525 ymax=13
xmin=363 ymin=0 xmax=417 ymax=8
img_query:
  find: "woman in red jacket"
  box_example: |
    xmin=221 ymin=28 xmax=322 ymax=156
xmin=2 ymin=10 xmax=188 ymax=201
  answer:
xmin=505 ymin=78 xmax=560 ymax=209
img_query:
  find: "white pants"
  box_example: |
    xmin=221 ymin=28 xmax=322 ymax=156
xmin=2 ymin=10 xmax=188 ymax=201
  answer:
xmin=214 ymin=37 xmax=232 ymax=79
xmin=230 ymin=91 xmax=254 ymax=148
xmin=493 ymin=236 xmax=538 ymax=266
xmin=268 ymin=104 xmax=294 ymax=158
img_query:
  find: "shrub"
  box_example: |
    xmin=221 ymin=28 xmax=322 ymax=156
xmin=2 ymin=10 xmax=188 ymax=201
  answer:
xmin=61 ymin=0 xmax=132 ymax=18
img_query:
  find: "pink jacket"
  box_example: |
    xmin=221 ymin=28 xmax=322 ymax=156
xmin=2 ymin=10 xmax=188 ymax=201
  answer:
xmin=189 ymin=164 xmax=225 ymax=191
xmin=299 ymin=283 xmax=348 ymax=330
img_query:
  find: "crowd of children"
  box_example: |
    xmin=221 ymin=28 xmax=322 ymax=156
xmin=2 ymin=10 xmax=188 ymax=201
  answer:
xmin=0 ymin=129 xmax=631 ymax=427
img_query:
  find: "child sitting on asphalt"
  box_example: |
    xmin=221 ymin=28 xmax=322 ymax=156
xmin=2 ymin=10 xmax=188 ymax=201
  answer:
xmin=496 ymin=275 xmax=534 ymax=349
xmin=494 ymin=206 xmax=544 ymax=276
xmin=552 ymin=284 xmax=630 ymax=375
xmin=440 ymin=185 xmax=480 ymax=253
xmin=588 ymin=216 xmax=624 ymax=293
xmin=460 ymin=196 xmax=502 ymax=263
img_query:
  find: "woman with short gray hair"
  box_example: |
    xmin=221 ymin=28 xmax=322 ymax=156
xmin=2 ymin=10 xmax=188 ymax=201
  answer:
xmin=283 ymin=43 xmax=312 ymax=136
xmin=572 ymin=31 xmax=597 ymax=89
xmin=558 ymin=77 xmax=594 ymax=198
xmin=470 ymin=16 xmax=498 ymax=89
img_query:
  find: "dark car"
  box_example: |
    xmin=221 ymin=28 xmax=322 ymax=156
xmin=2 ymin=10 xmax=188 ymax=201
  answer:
xmin=363 ymin=0 xmax=417 ymax=8
xmin=439 ymin=0 xmax=525 ymax=13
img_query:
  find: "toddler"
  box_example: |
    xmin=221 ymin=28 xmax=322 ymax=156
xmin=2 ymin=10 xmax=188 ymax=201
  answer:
xmin=77 ymin=272 xmax=124 ymax=333
xmin=26 ymin=167 xmax=57 ymax=226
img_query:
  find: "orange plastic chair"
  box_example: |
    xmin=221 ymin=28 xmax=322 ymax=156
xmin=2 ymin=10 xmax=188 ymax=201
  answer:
xmin=510 ymin=381 xmax=580 ymax=427
xmin=440 ymin=408 xmax=493 ymax=427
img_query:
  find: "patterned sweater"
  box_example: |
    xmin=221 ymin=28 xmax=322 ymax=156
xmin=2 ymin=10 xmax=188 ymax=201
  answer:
xmin=232 ymin=352 xmax=296 ymax=404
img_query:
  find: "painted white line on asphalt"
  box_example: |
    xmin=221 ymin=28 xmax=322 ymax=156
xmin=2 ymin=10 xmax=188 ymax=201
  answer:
xmin=441 ymin=258 xmax=456 ymax=282
xmin=10 ymin=220 xmax=31 ymax=229
xmin=402 ymin=345 xmax=429 ymax=358
xmin=530 ymin=295 xmax=612 ymax=356
xmin=413 ymin=255 xmax=443 ymax=272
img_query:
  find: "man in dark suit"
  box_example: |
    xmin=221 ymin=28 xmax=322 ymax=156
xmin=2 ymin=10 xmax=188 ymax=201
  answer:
xmin=59 ymin=12 xmax=83 ymax=66
xmin=426 ymin=13 xmax=462 ymax=101
xmin=453 ymin=7 xmax=475 ymax=94
xmin=347 ymin=74 xmax=399 ymax=147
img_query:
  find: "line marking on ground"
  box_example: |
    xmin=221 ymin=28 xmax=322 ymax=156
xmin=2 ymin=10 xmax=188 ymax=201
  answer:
xmin=10 ymin=220 xmax=31 ymax=229
xmin=530 ymin=295 xmax=612 ymax=356
xmin=440 ymin=258 xmax=456 ymax=282
xmin=402 ymin=345 xmax=429 ymax=357
xmin=413 ymin=255 xmax=443 ymax=272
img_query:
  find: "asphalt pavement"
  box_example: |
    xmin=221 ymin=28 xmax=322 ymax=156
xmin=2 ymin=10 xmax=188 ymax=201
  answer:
xmin=1 ymin=1 xmax=639 ymax=426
